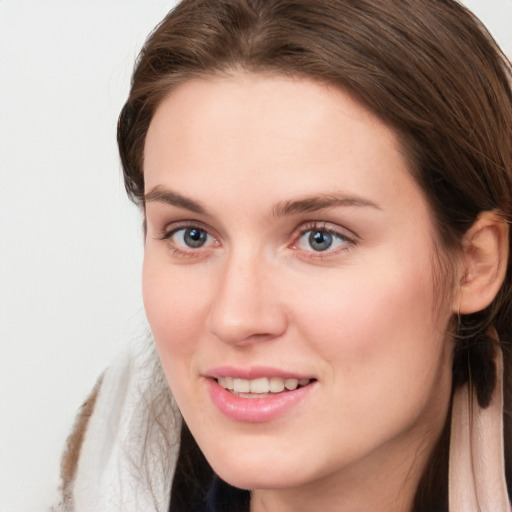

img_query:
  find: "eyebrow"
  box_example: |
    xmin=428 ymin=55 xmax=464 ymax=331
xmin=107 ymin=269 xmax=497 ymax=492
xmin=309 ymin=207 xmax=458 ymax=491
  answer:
xmin=272 ymin=194 xmax=381 ymax=217
xmin=144 ymin=186 xmax=380 ymax=217
xmin=145 ymin=186 xmax=208 ymax=214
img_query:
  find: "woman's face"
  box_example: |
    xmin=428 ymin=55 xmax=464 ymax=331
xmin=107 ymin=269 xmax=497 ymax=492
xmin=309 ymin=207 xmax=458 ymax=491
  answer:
xmin=143 ymin=74 xmax=455 ymax=507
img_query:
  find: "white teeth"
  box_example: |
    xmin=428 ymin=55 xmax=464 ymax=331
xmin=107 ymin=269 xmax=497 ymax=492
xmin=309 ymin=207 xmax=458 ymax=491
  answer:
xmin=218 ymin=376 xmax=311 ymax=394
xmin=284 ymin=378 xmax=299 ymax=391
xmin=269 ymin=377 xmax=285 ymax=393
xmin=250 ymin=377 xmax=269 ymax=393
xmin=233 ymin=378 xmax=250 ymax=393
xmin=217 ymin=376 xmax=234 ymax=390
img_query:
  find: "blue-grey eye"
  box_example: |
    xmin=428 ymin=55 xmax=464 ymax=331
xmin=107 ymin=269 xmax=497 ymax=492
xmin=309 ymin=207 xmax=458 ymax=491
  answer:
xmin=296 ymin=227 xmax=350 ymax=253
xmin=167 ymin=227 xmax=210 ymax=249
xmin=309 ymin=230 xmax=333 ymax=251
xmin=182 ymin=228 xmax=208 ymax=248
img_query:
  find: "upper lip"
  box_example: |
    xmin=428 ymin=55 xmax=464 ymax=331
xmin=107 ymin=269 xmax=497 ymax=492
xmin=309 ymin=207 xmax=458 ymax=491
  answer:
xmin=204 ymin=365 xmax=315 ymax=380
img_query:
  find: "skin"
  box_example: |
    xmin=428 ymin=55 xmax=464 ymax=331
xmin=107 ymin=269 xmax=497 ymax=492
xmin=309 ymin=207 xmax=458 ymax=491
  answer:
xmin=142 ymin=74 xmax=456 ymax=512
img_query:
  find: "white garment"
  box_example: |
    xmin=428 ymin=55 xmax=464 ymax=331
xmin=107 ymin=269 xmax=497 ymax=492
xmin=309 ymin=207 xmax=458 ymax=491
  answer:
xmin=449 ymin=345 xmax=509 ymax=512
xmin=55 ymin=340 xmax=181 ymax=512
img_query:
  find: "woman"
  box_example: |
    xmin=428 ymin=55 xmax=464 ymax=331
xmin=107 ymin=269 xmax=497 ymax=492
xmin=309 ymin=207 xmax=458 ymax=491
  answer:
xmin=57 ymin=0 xmax=512 ymax=510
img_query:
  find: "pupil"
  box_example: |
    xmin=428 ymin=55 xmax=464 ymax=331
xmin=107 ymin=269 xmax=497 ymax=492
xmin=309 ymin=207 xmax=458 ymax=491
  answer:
xmin=184 ymin=228 xmax=207 ymax=248
xmin=309 ymin=230 xmax=332 ymax=251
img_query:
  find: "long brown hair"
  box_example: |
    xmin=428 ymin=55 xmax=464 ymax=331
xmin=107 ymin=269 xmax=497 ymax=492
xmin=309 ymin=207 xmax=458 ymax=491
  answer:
xmin=118 ymin=1 xmax=512 ymax=509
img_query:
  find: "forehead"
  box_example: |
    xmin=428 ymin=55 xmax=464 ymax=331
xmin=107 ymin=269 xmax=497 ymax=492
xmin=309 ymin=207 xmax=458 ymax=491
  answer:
xmin=143 ymin=73 xmax=424 ymax=218
xmin=145 ymin=73 xmax=396 ymax=158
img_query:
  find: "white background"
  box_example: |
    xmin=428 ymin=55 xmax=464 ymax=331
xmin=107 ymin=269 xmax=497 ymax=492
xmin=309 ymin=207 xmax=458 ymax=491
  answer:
xmin=0 ymin=1 xmax=511 ymax=511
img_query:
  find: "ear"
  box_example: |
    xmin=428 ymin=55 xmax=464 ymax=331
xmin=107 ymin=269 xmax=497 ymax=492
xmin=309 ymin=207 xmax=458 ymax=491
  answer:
xmin=453 ymin=211 xmax=509 ymax=314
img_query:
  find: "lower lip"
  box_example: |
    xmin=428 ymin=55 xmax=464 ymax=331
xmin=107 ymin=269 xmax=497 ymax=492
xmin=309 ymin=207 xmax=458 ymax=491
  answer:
xmin=207 ymin=379 xmax=315 ymax=423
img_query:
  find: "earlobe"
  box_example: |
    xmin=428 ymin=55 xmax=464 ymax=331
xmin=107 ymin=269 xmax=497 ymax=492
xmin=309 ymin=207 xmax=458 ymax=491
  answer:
xmin=453 ymin=211 xmax=509 ymax=315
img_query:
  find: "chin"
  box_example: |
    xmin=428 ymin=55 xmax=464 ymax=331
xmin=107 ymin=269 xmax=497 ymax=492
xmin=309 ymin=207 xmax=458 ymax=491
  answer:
xmin=203 ymin=443 xmax=319 ymax=491
xmin=214 ymin=464 xmax=305 ymax=491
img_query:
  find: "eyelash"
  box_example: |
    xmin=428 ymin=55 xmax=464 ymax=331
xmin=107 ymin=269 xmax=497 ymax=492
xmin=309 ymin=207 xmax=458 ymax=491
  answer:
xmin=158 ymin=221 xmax=357 ymax=259
xmin=159 ymin=221 xmax=219 ymax=258
xmin=292 ymin=222 xmax=357 ymax=259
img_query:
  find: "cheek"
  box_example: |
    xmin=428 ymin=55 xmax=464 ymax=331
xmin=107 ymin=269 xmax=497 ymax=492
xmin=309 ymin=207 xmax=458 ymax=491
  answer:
xmin=142 ymin=255 xmax=213 ymax=418
xmin=293 ymin=247 xmax=451 ymax=411
xmin=142 ymin=252 xmax=210 ymax=372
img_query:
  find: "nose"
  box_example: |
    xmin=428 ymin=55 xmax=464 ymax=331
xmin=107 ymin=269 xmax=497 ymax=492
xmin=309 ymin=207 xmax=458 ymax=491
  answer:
xmin=208 ymin=251 xmax=288 ymax=346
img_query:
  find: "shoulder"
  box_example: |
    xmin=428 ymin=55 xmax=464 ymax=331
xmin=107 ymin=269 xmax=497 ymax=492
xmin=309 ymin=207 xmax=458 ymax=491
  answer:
xmin=54 ymin=340 xmax=182 ymax=512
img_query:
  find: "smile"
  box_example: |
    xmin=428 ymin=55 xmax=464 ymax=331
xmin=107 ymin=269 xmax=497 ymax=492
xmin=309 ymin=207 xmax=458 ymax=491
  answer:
xmin=207 ymin=376 xmax=317 ymax=422
xmin=217 ymin=376 xmax=312 ymax=396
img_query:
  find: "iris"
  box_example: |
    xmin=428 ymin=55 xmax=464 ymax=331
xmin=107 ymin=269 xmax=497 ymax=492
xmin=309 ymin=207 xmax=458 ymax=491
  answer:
xmin=309 ymin=230 xmax=333 ymax=251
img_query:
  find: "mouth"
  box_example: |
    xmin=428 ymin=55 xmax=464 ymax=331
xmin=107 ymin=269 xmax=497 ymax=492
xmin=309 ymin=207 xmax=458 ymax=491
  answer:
xmin=215 ymin=376 xmax=315 ymax=398
xmin=207 ymin=372 xmax=317 ymax=422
